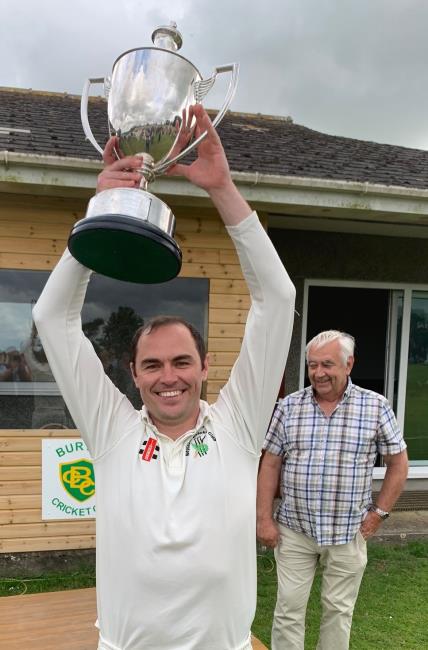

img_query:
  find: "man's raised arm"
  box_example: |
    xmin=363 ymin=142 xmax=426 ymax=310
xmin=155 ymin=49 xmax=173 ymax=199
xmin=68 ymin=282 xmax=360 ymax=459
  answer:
xmin=165 ymin=109 xmax=296 ymax=453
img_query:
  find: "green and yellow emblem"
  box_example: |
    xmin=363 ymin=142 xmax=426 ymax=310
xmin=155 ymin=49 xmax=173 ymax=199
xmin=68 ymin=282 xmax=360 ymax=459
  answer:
xmin=60 ymin=459 xmax=95 ymax=502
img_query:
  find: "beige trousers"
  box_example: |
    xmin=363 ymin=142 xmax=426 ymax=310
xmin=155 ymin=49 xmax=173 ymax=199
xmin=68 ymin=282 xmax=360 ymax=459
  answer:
xmin=272 ymin=524 xmax=367 ymax=650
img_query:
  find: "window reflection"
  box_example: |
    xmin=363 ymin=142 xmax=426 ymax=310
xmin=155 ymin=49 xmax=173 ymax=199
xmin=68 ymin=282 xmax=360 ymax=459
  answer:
xmin=0 ymin=269 xmax=208 ymax=428
xmin=404 ymin=291 xmax=428 ymax=462
xmin=0 ymin=303 xmax=36 ymax=381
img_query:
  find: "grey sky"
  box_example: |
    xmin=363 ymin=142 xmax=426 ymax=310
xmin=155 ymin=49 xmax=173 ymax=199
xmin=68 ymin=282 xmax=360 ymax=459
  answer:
xmin=3 ymin=0 xmax=428 ymax=149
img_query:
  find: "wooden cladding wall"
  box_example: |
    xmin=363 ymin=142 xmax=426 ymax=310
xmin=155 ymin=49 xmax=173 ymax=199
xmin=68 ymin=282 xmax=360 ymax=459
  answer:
xmin=0 ymin=430 xmax=95 ymax=553
xmin=0 ymin=191 xmax=254 ymax=553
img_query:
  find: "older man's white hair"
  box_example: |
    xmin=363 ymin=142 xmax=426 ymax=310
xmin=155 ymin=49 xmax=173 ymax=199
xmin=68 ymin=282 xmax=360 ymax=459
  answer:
xmin=306 ymin=330 xmax=355 ymax=365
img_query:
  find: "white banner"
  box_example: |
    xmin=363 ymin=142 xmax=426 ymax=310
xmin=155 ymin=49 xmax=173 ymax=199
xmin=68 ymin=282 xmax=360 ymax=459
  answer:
xmin=42 ymin=438 xmax=96 ymax=520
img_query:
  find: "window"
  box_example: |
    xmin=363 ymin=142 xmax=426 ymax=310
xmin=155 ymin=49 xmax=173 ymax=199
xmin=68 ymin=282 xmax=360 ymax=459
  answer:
xmin=0 ymin=269 xmax=209 ymax=429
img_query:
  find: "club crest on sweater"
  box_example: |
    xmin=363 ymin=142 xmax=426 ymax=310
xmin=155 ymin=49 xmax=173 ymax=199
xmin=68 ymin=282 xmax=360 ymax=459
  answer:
xmin=185 ymin=426 xmax=217 ymax=458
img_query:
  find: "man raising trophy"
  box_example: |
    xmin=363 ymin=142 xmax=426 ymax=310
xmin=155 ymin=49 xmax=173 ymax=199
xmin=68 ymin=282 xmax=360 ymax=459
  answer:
xmin=33 ymin=28 xmax=296 ymax=650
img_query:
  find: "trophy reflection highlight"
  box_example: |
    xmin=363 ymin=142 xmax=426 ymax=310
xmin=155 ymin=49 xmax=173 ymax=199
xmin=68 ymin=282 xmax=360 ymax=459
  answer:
xmin=69 ymin=23 xmax=239 ymax=283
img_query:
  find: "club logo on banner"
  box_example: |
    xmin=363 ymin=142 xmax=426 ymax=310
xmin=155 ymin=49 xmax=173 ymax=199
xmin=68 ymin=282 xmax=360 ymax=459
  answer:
xmin=42 ymin=439 xmax=96 ymax=520
xmin=60 ymin=459 xmax=95 ymax=501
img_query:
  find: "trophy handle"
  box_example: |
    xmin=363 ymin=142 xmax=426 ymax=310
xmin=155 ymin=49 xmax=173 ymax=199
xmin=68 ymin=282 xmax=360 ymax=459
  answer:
xmin=81 ymin=77 xmax=107 ymax=156
xmin=155 ymin=62 xmax=239 ymax=175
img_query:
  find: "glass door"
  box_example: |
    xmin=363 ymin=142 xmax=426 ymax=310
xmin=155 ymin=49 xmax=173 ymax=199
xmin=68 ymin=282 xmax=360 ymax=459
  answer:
xmin=403 ymin=291 xmax=428 ymax=463
xmin=304 ymin=283 xmax=428 ymax=467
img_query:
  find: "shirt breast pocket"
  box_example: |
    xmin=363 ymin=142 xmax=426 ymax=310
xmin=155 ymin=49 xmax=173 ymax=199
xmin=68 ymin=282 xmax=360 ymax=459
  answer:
xmin=338 ymin=439 xmax=375 ymax=466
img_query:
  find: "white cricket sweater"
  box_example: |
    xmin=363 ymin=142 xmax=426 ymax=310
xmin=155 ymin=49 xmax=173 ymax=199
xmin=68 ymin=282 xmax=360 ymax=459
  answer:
xmin=33 ymin=211 xmax=295 ymax=650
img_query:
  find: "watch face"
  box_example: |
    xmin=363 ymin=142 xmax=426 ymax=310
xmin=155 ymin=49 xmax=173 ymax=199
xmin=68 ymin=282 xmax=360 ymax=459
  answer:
xmin=374 ymin=507 xmax=389 ymax=519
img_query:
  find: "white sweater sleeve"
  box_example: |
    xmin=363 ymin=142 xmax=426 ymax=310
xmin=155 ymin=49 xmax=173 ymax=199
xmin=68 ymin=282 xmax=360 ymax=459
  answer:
xmin=32 ymin=251 xmax=138 ymax=460
xmin=211 ymin=211 xmax=296 ymax=454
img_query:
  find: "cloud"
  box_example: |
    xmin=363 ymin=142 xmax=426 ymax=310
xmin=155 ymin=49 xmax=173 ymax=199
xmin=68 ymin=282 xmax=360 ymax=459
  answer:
xmin=3 ymin=0 xmax=428 ymax=148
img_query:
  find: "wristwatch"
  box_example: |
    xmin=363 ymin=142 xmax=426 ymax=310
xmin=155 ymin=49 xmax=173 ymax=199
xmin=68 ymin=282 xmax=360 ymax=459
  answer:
xmin=370 ymin=505 xmax=390 ymax=520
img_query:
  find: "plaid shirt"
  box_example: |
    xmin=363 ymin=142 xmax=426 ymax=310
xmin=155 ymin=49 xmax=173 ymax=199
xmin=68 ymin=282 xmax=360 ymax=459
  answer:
xmin=264 ymin=379 xmax=406 ymax=545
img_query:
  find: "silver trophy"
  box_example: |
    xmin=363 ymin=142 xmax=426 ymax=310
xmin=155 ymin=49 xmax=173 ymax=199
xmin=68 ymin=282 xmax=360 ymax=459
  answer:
xmin=69 ymin=23 xmax=239 ymax=283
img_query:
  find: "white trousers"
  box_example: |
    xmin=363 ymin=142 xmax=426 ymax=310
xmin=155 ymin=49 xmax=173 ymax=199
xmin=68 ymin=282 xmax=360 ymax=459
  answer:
xmin=272 ymin=524 xmax=367 ymax=650
xmin=97 ymin=632 xmax=253 ymax=649
xmin=98 ymin=641 xmax=253 ymax=650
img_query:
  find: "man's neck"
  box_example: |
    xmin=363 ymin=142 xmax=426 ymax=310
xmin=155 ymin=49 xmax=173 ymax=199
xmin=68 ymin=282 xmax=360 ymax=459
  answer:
xmin=315 ymin=395 xmax=340 ymax=417
xmin=314 ymin=386 xmax=347 ymax=417
xmin=150 ymin=412 xmax=201 ymax=441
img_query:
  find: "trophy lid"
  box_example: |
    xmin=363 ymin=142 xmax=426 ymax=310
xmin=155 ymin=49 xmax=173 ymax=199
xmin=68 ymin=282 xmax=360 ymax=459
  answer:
xmin=151 ymin=22 xmax=183 ymax=51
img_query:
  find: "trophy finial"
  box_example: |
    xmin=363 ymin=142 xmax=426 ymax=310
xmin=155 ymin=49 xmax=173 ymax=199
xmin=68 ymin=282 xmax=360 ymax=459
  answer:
xmin=151 ymin=23 xmax=183 ymax=51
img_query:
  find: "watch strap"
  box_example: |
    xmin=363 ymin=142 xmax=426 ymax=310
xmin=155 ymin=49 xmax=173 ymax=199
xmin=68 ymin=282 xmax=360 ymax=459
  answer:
xmin=370 ymin=505 xmax=390 ymax=519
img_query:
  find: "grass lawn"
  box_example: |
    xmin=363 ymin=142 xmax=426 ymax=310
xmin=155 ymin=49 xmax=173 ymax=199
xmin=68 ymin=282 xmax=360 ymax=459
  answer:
xmin=1 ymin=541 xmax=427 ymax=649
xmin=403 ymin=363 xmax=428 ymax=460
xmin=253 ymin=540 xmax=428 ymax=649
xmin=0 ymin=566 xmax=96 ymax=597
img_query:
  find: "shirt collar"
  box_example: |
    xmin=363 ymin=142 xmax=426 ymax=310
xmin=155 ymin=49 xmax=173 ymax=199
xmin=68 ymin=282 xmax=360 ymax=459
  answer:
xmin=343 ymin=377 xmax=353 ymax=400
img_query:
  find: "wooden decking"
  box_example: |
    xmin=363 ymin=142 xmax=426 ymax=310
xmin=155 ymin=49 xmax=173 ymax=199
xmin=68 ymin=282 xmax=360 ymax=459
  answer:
xmin=0 ymin=588 xmax=98 ymax=649
xmin=0 ymin=588 xmax=268 ymax=649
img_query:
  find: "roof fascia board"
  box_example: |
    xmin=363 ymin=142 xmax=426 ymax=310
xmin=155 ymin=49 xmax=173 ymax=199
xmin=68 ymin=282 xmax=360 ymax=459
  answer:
xmin=1 ymin=151 xmax=428 ymax=220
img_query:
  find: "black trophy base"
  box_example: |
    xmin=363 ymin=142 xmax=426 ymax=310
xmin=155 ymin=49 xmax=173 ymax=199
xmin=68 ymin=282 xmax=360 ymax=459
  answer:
xmin=68 ymin=214 xmax=182 ymax=284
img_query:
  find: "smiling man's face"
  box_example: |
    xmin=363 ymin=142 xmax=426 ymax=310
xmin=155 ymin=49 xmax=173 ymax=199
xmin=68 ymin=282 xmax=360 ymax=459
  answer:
xmin=307 ymin=339 xmax=354 ymax=403
xmin=131 ymin=323 xmax=208 ymax=437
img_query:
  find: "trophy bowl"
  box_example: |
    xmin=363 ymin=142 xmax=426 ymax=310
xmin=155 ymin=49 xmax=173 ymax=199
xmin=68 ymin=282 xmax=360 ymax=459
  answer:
xmin=69 ymin=23 xmax=239 ymax=284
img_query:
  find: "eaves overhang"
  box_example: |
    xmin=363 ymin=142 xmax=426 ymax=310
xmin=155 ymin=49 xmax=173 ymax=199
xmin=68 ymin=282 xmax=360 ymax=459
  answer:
xmin=2 ymin=151 xmax=428 ymax=235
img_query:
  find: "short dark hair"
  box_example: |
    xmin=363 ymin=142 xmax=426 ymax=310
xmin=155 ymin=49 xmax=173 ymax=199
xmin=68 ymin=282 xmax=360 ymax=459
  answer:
xmin=130 ymin=316 xmax=206 ymax=368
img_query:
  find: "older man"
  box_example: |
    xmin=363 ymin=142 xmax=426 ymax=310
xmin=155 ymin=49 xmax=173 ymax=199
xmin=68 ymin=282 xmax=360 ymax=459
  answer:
xmin=257 ymin=329 xmax=408 ymax=650
xmin=33 ymin=105 xmax=296 ymax=650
